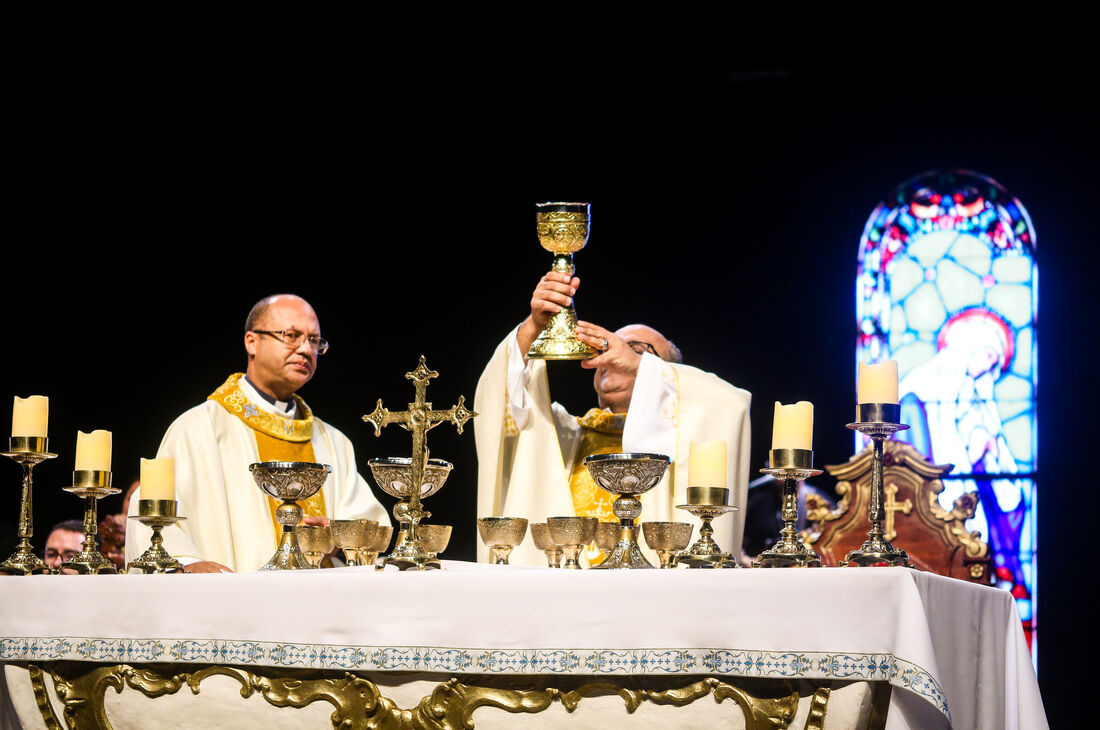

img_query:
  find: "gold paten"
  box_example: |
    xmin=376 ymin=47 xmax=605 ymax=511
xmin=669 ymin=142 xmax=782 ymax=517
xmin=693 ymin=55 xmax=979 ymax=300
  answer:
xmin=127 ymin=499 xmax=186 ymax=574
xmin=527 ymin=202 xmax=597 ymax=360
xmin=362 ymin=356 xmax=476 ymax=571
xmin=61 ymin=470 xmax=120 ymax=574
xmin=31 ymin=662 xmax=851 ymax=730
xmin=754 ymin=449 xmax=824 ymax=568
xmin=0 ymin=436 xmax=57 ymax=575
xmin=843 ymin=404 xmax=911 ymax=567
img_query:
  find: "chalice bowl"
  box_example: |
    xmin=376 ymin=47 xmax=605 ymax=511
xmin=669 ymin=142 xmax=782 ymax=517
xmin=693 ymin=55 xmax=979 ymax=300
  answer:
xmin=330 ymin=519 xmax=378 ymax=567
xmin=547 ymin=516 xmax=598 ymax=570
xmin=527 ymin=202 xmax=596 ymax=360
xmin=249 ymin=461 xmax=331 ymax=571
xmin=369 ymin=457 xmax=452 ymax=570
xmin=531 ymin=523 xmax=563 ymax=568
xmin=642 ymin=522 xmax=694 ymax=569
xmin=294 ymin=524 xmax=336 ymax=568
xmin=477 ymin=517 xmax=528 ymax=565
xmin=583 ymin=453 xmax=671 ymax=569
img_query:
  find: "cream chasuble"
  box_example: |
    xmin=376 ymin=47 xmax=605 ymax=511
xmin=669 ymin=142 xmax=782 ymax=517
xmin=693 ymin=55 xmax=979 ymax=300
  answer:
xmin=125 ymin=374 xmax=389 ymax=572
xmin=474 ymin=327 xmax=752 ymax=567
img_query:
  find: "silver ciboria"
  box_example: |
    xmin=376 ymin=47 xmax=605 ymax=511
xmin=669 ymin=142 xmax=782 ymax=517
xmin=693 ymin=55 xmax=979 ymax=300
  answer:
xmin=582 ymin=453 xmax=671 ymax=569
xmin=249 ymin=461 xmax=331 ymax=570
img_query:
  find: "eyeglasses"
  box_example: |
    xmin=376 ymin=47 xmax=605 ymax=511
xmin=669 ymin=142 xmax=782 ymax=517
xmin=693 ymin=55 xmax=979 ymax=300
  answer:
xmin=251 ymin=329 xmax=330 ymax=355
xmin=626 ymin=340 xmax=659 ymax=357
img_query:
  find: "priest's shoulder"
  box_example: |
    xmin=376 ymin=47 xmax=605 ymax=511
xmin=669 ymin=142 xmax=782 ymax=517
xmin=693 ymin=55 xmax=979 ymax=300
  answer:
xmin=669 ymin=361 xmax=751 ymax=407
xmin=160 ymin=400 xmax=229 ymax=440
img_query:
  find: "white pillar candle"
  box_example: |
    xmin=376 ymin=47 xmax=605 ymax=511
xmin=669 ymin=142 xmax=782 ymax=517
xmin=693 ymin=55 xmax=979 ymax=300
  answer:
xmin=74 ymin=430 xmax=112 ymax=472
xmin=857 ymin=360 xmax=898 ymax=404
xmin=140 ymin=458 xmax=175 ymax=501
xmin=772 ymin=401 xmax=813 ymax=450
xmin=688 ymin=440 xmax=727 ymax=488
xmin=12 ymin=396 xmax=48 ymax=438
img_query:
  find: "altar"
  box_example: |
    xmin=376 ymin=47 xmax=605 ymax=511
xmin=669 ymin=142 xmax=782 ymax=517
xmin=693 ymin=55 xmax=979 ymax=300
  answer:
xmin=0 ymin=563 xmax=1045 ymax=729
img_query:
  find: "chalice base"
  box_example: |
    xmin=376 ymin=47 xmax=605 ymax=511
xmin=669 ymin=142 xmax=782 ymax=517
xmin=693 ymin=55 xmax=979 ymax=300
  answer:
xmin=0 ymin=546 xmax=51 ymax=575
xmin=261 ymin=532 xmax=313 ymax=571
xmin=527 ymin=306 xmax=596 ymax=360
xmin=591 ymin=528 xmax=654 ymax=570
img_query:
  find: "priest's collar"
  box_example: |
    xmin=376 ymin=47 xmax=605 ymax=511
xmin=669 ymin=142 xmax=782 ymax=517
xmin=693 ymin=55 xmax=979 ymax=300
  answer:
xmin=241 ymin=374 xmax=297 ymax=417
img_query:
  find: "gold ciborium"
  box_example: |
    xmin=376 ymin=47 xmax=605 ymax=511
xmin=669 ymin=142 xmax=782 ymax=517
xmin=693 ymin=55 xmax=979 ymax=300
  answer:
xmin=295 ymin=524 xmax=336 ymax=568
xmin=530 ymin=523 xmax=563 ymax=568
xmin=642 ymin=522 xmax=694 ymax=569
xmin=331 ymin=519 xmax=378 ymax=567
xmin=547 ymin=516 xmax=598 ymax=569
xmin=249 ymin=461 xmax=331 ymax=571
xmin=477 ymin=517 xmax=528 ymax=565
xmin=754 ymin=449 xmax=823 ymax=568
xmin=127 ymin=499 xmax=186 ymax=574
xmin=677 ymin=486 xmax=741 ymax=569
xmin=369 ymin=457 xmax=453 ymax=571
xmin=583 ymin=453 xmax=671 ymax=569
xmin=843 ymin=403 xmax=911 ymax=567
xmin=1 ymin=437 xmax=57 ymax=575
xmin=527 ymin=202 xmax=596 ymax=360
xmin=61 ymin=470 xmax=121 ymax=574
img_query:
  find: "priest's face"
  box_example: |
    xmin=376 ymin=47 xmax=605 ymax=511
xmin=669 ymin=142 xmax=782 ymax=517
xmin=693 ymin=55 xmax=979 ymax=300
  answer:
xmin=244 ymin=295 xmax=322 ymax=401
xmin=593 ymin=324 xmax=672 ymax=413
xmin=45 ymin=528 xmax=84 ymax=570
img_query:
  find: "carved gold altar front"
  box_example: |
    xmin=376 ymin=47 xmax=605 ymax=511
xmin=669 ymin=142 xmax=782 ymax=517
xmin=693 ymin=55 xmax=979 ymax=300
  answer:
xmin=16 ymin=662 xmax=888 ymax=730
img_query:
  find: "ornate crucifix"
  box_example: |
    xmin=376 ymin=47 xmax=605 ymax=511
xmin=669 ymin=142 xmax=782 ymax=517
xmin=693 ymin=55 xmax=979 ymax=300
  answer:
xmin=363 ymin=355 xmax=476 ymax=521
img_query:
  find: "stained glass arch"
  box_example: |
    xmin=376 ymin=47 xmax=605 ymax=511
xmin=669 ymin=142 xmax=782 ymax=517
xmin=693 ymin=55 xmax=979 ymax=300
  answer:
xmin=856 ymin=169 xmax=1037 ymax=651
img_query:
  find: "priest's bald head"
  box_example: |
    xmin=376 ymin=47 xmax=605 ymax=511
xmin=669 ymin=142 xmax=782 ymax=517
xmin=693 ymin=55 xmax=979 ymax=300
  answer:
xmin=243 ymin=294 xmax=327 ymax=402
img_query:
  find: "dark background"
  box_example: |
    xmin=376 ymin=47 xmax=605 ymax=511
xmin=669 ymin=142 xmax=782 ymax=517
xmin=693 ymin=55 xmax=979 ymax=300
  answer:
xmin=4 ymin=57 xmax=1093 ymax=725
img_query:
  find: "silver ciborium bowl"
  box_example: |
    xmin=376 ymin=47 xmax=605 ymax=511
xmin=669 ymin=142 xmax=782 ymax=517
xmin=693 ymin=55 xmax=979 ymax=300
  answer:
xmin=582 ymin=452 xmax=671 ymax=569
xmin=368 ymin=457 xmax=453 ymax=500
xmin=249 ymin=461 xmax=331 ymax=570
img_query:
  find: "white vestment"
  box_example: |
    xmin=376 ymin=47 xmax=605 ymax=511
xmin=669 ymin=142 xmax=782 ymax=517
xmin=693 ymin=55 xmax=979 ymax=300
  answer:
xmin=475 ymin=328 xmax=751 ymax=566
xmin=124 ymin=376 xmax=389 ymax=572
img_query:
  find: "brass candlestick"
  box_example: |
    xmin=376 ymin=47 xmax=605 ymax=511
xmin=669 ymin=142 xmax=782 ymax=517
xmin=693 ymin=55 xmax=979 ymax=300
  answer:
xmin=362 ymin=356 xmax=475 ymax=572
xmin=843 ymin=403 xmax=911 ymax=567
xmin=527 ymin=202 xmax=597 ymax=360
xmin=677 ymin=486 xmax=740 ymax=569
xmin=583 ymin=453 xmax=671 ymax=569
xmin=754 ymin=449 xmax=823 ymax=568
xmin=126 ymin=499 xmax=186 ymax=573
xmin=249 ymin=461 xmax=331 ymax=570
xmin=1 ymin=436 xmax=57 ymax=575
xmin=61 ymin=470 xmax=120 ymax=574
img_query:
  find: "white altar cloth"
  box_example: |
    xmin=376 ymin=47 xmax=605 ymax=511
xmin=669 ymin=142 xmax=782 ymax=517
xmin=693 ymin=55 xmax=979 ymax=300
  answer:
xmin=0 ymin=563 xmax=1045 ymax=730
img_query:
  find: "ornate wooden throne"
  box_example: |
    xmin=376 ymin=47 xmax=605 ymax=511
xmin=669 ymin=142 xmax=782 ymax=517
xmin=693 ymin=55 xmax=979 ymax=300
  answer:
xmin=804 ymin=439 xmax=994 ymax=583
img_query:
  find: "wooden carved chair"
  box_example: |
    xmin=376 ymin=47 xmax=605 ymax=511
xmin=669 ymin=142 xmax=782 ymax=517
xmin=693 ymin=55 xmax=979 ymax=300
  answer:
xmin=804 ymin=439 xmax=994 ymax=584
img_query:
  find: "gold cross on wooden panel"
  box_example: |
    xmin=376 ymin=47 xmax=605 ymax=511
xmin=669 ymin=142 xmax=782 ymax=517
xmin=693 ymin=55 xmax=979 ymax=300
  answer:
xmin=883 ymin=483 xmax=913 ymax=542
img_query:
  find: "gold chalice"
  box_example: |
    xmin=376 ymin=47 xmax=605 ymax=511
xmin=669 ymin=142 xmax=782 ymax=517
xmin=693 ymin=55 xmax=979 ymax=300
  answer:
xmin=362 ymin=525 xmax=394 ymax=569
xmin=595 ymin=522 xmax=620 ymax=553
xmin=642 ymin=522 xmax=694 ymax=569
xmin=294 ymin=524 xmax=336 ymax=568
xmin=527 ymin=202 xmax=596 ymax=359
xmin=583 ymin=453 xmax=671 ymax=569
xmin=369 ymin=456 xmax=452 ymax=571
xmin=530 ymin=522 xmax=563 ymax=568
xmin=547 ymin=516 xmax=598 ymax=569
xmin=249 ymin=461 xmax=332 ymax=571
xmin=330 ymin=519 xmax=378 ymax=567
xmin=419 ymin=524 xmax=453 ymax=561
xmin=477 ymin=517 xmax=528 ymax=565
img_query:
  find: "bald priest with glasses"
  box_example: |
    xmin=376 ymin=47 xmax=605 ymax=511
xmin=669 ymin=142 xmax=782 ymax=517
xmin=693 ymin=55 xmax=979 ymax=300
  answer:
xmin=474 ymin=272 xmax=752 ymax=566
xmin=125 ymin=294 xmax=389 ymax=573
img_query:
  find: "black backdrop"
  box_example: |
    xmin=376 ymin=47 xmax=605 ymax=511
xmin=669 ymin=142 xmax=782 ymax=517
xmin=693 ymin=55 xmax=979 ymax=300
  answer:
xmin=4 ymin=58 xmax=1093 ymax=724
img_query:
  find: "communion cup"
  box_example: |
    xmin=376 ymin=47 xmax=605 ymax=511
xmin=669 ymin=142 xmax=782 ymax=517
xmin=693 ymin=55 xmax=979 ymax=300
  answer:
xmin=477 ymin=517 xmax=529 ymax=565
xmin=531 ymin=522 xmax=563 ymax=568
xmin=330 ymin=518 xmax=378 ymax=567
xmin=547 ymin=516 xmax=598 ymax=569
xmin=294 ymin=525 xmax=336 ymax=568
xmin=642 ymin=521 xmax=694 ymax=569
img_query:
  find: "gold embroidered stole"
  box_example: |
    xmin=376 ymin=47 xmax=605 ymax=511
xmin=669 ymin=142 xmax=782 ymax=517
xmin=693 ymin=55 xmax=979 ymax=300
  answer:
xmin=208 ymin=374 xmax=327 ymax=543
xmin=568 ymin=408 xmax=626 ymax=522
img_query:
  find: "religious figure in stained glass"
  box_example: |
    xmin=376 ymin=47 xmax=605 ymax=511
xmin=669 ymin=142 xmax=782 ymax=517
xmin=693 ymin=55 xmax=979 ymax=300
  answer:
xmin=856 ymin=170 xmax=1037 ymax=649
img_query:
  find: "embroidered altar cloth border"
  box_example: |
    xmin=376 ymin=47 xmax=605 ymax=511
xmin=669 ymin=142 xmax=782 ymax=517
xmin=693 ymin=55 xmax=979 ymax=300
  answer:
xmin=0 ymin=562 xmax=1044 ymax=730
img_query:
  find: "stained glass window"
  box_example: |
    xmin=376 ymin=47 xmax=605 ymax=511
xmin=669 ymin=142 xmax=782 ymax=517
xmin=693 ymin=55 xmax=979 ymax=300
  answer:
xmin=856 ymin=170 xmax=1037 ymax=654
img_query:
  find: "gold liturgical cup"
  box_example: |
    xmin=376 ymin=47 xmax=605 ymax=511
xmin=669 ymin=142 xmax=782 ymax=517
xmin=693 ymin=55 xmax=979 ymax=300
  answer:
xmin=527 ymin=202 xmax=596 ymax=360
xmin=249 ymin=461 xmax=331 ymax=570
xmin=583 ymin=453 xmax=671 ymax=569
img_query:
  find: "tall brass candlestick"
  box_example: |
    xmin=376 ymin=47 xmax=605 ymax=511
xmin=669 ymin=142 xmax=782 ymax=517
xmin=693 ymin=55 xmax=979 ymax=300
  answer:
xmin=754 ymin=449 xmax=823 ymax=568
xmin=127 ymin=499 xmax=186 ymax=574
xmin=527 ymin=202 xmax=597 ymax=360
xmin=677 ymin=486 xmax=740 ymax=569
xmin=0 ymin=437 xmax=57 ymax=575
xmin=61 ymin=470 xmax=120 ymax=574
xmin=843 ymin=403 xmax=911 ymax=567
